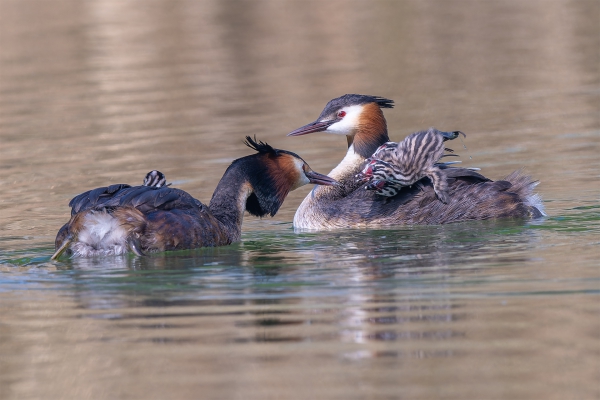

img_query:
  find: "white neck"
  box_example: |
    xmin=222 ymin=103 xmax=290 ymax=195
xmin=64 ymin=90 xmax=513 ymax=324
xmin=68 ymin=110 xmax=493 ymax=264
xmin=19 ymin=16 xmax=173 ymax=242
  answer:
xmin=293 ymin=144 xmax=367 ymax=229
xmin=328 ymin=144 xmax=365 ymax=181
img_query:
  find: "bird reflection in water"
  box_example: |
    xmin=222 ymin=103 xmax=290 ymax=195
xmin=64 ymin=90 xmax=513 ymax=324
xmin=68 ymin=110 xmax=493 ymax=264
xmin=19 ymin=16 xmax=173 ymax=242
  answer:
xmin=60 ymin=218 xmax=538 ymax=360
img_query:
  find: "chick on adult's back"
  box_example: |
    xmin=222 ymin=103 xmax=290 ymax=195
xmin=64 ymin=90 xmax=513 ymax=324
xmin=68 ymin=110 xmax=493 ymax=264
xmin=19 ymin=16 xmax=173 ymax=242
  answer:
xmin=52 ymin=137 xmax=336 ymax=259
xmin=357 ymin=127 xmax=466 ymax=202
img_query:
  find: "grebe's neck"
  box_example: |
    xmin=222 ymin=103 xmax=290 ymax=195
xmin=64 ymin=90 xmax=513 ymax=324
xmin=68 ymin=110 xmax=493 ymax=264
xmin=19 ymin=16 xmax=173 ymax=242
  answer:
xmin=305 ymin=144 xmax=366 ymax=203
xmin=208 ymin=154 xmax=293 ymax=241
xmin=208 ymin=169 xmax=254 ymax=242
xmin=351 ymin=102 xmax=389 ymax=158
xmin=329 ymin=144 xmax=365 ymax=181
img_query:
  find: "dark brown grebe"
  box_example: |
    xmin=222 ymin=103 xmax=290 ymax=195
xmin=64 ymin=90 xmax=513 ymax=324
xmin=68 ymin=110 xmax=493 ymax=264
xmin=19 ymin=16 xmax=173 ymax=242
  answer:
xmin=287 ymin=94 xmax=545 ymax=230
xmin=51 ymin=137 xmax=336 ymax=259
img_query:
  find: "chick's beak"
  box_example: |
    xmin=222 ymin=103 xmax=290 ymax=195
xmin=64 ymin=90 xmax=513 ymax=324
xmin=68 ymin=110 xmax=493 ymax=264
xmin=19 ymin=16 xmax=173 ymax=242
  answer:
xmin=287 ymin=119 xmax=336 ymax=136
xmin=304 ymin=169 xmax=338 ymax=186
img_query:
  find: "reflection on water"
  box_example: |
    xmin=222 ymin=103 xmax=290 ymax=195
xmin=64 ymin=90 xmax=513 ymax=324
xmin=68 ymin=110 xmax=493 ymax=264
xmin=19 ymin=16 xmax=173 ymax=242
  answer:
xmin=0 ymin=0 xmax=599 ymax=399
xmin=2 ymin=213 xmax=599 ymax=398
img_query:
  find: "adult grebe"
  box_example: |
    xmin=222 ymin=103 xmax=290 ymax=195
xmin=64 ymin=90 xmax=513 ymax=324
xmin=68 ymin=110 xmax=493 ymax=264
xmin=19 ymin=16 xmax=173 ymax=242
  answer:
xmin=287 ymin=94 xmax=545 ymax=230
xmin=51 ymin=137 xmax=336 ymax=259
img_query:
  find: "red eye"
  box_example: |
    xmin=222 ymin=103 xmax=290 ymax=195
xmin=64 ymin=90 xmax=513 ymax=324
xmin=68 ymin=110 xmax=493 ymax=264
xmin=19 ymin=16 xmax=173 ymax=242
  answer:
xmin=338 ymin=111 xmax=346 ymax=118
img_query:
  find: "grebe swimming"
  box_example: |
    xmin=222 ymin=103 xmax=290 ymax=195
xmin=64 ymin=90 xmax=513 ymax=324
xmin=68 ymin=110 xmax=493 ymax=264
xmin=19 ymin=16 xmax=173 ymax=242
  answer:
xmin=287 ymin=94 xmax=544 ymax=230
xmin=52 ymin=137 xmax=336 ymax=258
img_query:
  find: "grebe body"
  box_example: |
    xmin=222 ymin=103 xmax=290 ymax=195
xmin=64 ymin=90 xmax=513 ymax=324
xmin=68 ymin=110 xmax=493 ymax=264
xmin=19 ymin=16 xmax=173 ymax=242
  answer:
xmin=52 ymin=137 xmax=336 ymax=258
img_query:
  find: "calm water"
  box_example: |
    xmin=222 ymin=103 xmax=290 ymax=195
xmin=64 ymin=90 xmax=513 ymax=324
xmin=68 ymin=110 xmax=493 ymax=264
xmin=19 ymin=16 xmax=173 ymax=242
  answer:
xmin=1 ymin=0 xmax=599 ymax=399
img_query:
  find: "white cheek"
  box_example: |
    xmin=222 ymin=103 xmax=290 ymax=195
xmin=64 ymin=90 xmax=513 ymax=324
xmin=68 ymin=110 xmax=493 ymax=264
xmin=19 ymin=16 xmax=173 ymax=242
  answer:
xmin=326 ymin=119 xmax=355 ymax=135
xmin=291 ymin=172 xmax=309 ymax=191
xmin=324 ymin=105 xmax=363 ymax=135
xmin=291 ymin=158 xmax=310 ymax=190
xmin=298 ymin=174 xmax=310 ymax=186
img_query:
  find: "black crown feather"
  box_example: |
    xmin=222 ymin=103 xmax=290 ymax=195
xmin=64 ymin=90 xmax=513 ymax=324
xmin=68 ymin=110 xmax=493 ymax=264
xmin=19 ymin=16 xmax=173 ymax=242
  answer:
xmin=320 ymin=94 xmax=394 ymax=118
xmin=371 ymin=96 xmax=395 ymax=109
xmin=244 ymin=136 xmax=279 ymax=155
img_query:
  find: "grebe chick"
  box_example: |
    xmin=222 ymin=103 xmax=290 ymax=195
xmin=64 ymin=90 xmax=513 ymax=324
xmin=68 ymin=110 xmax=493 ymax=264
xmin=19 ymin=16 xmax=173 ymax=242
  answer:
xmin=287 ymin=94 xmax=545 ymax=230
xmin=357 ymin=128 xmax=466 ymax=202
xmin=51 ymin=137 xmax=336 ymax=259
xmin=143 ymin=170 xmax=170 ymax=188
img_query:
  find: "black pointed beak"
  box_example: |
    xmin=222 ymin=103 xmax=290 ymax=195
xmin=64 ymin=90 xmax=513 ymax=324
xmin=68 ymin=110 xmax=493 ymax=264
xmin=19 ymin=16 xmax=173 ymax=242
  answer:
xmin=304 ymin=170 xmax=338 ymax=186
xmin=287 ymin=119 xmax=336 ymax=136
xmin=439 ymin=130 xmax=466 ymax=141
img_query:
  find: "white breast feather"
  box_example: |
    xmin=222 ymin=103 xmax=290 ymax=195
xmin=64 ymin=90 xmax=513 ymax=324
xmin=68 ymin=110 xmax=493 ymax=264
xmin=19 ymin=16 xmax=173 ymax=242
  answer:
xmin=71 ymin=210 xmax=130 ymax=256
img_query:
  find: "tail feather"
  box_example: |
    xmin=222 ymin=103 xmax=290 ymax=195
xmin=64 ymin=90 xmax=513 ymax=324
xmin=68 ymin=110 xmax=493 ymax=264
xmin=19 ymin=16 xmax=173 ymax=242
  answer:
xmin=503 ymin=169 xmax=546 ymax=217
xmin=52 ymin=207 xmax=147 ymax=258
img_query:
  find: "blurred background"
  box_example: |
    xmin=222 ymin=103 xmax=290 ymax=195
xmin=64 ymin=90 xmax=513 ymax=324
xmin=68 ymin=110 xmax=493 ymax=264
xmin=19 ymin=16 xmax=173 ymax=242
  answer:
xmin=0 ymin=1 xmax=598 ymax=399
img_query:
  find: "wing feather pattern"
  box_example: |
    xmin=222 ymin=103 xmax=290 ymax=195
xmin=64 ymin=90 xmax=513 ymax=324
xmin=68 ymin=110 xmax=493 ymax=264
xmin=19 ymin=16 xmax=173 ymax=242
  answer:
xmin=67 ymin=185 xmax=204 ymax=216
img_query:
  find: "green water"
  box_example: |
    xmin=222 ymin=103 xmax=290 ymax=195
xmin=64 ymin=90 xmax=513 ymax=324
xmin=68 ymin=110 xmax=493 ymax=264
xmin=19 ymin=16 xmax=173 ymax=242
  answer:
xmin=1 ymin=209 xmax=598 ymax=399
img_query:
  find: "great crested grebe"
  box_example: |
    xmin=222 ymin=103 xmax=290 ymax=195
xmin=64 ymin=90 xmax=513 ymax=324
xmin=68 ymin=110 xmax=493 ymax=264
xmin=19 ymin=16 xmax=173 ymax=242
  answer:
xmin=51 ymin=137 xmax=336 ymax=259
xmin=357 ymin=127 xmax=466 ymax=202
xmin=142 ymin=170 xmax=169 ymax=188
xmin=287 ymin=94 xmax=545 ymax=230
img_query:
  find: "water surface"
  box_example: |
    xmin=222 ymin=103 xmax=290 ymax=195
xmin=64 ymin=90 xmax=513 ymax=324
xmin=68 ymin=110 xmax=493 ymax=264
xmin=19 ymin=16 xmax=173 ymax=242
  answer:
xmin=0 ymin=1 xmax=599 ymax=399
